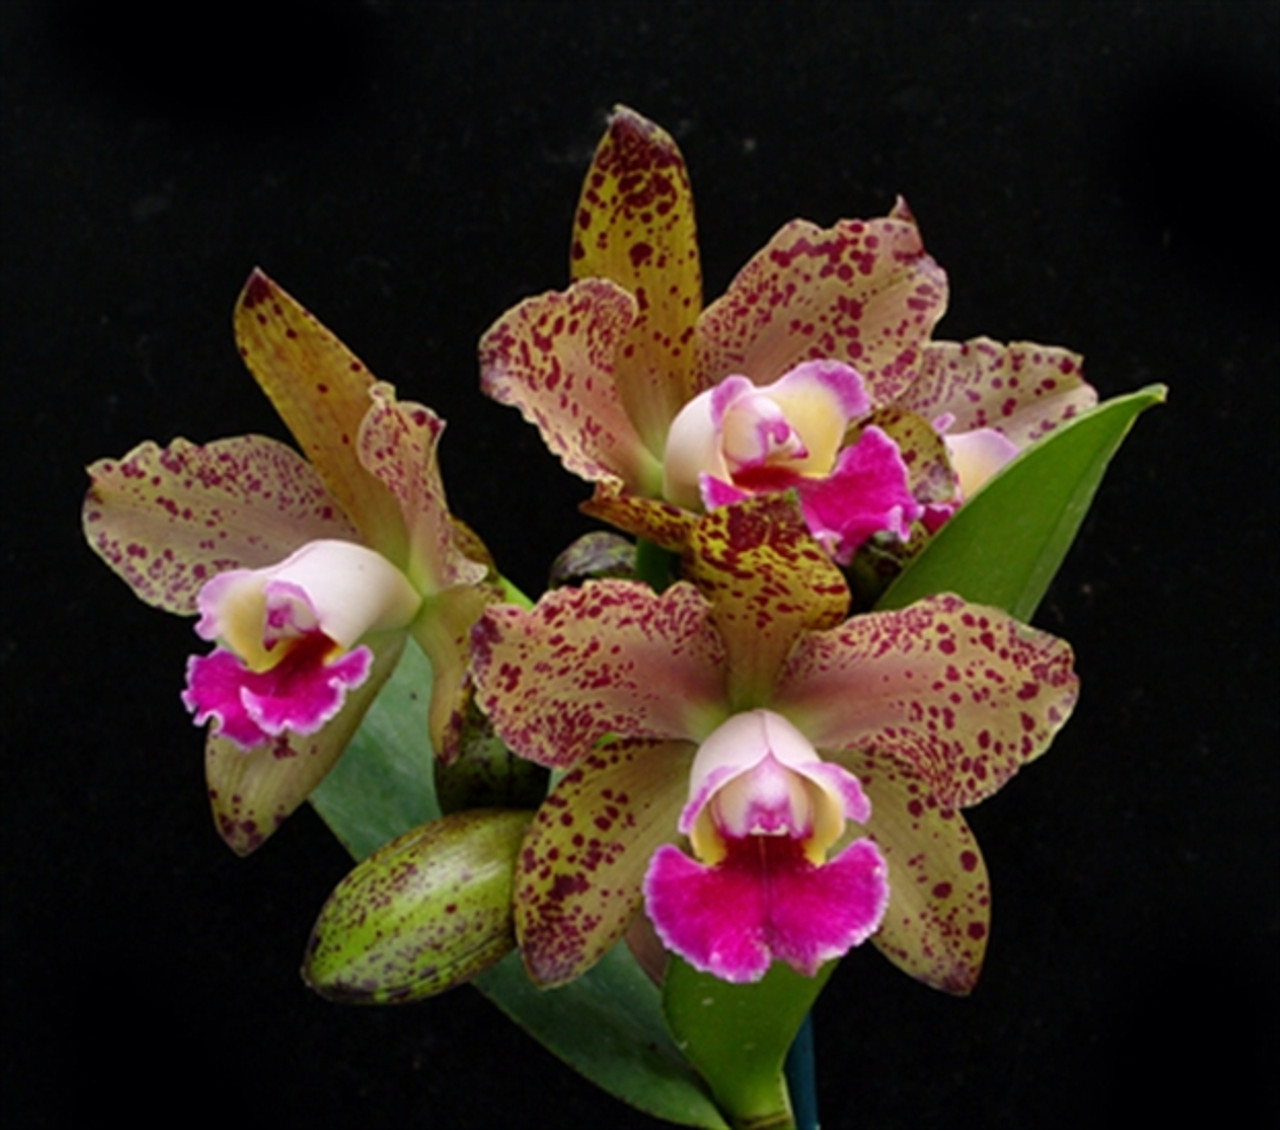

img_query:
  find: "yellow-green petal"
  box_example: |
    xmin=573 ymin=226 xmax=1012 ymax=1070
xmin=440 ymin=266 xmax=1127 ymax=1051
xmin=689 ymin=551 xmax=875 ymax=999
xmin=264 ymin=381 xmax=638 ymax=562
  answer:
xmin=844 ymin=749 xmax=992 ymax=993
xmin=233 ymin=269 xmax=406 ymax=559
xmin=683 ymin=494 xmax=849 ymax=710
xmin=515 ymin=739 xmax=693 ymax=987
xmin=206 ymin=634 xmax=405 ymax=855
xmin=571 ymin=106 xmax=703 ymax=455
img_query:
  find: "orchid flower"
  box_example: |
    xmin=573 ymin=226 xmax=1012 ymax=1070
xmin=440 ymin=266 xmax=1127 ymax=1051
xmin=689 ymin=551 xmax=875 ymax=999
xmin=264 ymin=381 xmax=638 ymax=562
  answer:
xmin=469 ymin=495 xmax=1078 ymax=989
xmin=84 ymin=270 xmax=492 ymax=853
xmin=479 ymin=106 xmax=1096 ymax=561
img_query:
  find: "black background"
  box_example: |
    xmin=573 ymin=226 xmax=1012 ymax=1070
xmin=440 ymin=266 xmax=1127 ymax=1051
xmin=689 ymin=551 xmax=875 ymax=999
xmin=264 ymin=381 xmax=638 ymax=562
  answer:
xmin=4 ymin=2 xmax=1277 ymax=1127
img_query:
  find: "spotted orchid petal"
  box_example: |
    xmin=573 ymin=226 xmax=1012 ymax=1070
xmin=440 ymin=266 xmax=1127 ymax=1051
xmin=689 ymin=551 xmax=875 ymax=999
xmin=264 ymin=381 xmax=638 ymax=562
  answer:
xmin=860 ymin=405 xmax=958 ymax=510
xmin=357 ymin=383 xmax=488 ymax=595
xmin=695 ymin=207 xmax=949 ymax=406
xmin=233 ymin=270 xmax=408 ymax=560
xmin=479 ymin=278 xmax=660 ymax=492
xmin=205 ymin=633 xmax=406 ymax=855
xmin=469 ymin=581 xmax=729 ymax=769
xmin=580 ymin=480 xmax=699 ymax=552
xmin=83 ymin=434 xmax=358 ymax=615
xmin=682 ymin=495 xmax=849 ymax=709
xmin=774 ymin=593 xmax=1079 ymax=811
xmin=849 ymin=749 xmax=993 ymax=993
xmin=356 ymin=382 xmax=496 ymax=759
xmin=515 ymin=739 xmax=693 ymax=986
xmin=571 ymin=105 xmax=703 ymax=456
xmin=900 ymin=337 xmax=1097 ymax=448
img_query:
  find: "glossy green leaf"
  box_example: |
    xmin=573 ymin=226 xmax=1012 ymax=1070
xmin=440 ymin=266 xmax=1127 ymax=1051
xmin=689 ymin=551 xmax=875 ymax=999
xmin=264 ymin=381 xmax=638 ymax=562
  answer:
xmin=877 ymin=384 xmax=1166 ymax=618
xmin=663 ymin=958 xmax=834 ymax=1130
xmin=308 ymin=640 xmax=728 ymax=1129
xmin=310 ymin=635 xmax=442 ymax=858
xmin=476 ymin=948 xmax=730 ymax=1129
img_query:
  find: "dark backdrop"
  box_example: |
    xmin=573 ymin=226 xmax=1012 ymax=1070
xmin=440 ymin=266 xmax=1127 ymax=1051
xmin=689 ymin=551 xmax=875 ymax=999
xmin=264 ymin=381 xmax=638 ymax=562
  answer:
xmin=4 ymin=2 xmax=1277 ymax=1127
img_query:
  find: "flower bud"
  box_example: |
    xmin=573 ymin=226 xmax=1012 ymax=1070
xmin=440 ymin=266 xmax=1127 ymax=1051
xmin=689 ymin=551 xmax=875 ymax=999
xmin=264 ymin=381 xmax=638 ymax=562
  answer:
xmin=303 ymin=808 xmax=531 ymax=1003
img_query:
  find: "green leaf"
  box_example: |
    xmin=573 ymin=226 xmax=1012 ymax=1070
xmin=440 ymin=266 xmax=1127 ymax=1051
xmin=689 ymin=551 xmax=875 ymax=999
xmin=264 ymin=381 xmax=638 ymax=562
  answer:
xmin=877 ymin=384 xmax=1166 ymax=618
xmin=476 ymin=947 xmax=730 ymax=1129
xmin=310 ymin=636 xmax=442 ymax=859
xmin=308 ymin=640 xmax=728 ymax=1129
xmin=663 ymin=959 xmax=834 ymax=1130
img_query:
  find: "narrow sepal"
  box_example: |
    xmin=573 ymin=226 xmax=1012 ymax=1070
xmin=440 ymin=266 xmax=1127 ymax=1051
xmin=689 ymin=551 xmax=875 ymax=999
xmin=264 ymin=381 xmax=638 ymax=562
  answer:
xmin=233 ymin=269 xmax=406 ymax=558
xmin=515 ymin=740 xmax=693 ymax=986
xmin=683 ymin=495 xmax=849 ymax=709
xmin=572 ymin=106 xmax=703 ymax=453
xmin=850 ymin=749 xmax=993 ymax=993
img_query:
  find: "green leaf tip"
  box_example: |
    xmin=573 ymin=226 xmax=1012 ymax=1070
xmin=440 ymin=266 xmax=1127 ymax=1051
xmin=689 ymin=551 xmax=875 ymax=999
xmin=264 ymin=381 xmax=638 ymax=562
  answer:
xmin=878 ymin=384 xmax=1166 ymax=620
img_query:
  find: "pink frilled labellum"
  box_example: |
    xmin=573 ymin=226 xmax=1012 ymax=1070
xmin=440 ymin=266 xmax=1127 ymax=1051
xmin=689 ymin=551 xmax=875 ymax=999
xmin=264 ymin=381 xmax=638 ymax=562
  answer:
xmin=644 ymin=710 xmax=888 ymax=983
xmin=663 ymin=360 xmax=920 ymax=562
xmin=183 ymin=539 xmax=421 ymax=749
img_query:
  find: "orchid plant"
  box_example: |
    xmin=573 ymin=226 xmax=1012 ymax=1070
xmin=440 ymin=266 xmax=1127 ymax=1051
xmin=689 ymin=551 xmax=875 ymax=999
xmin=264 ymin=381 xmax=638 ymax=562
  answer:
xmin=84 ymin=106 xmax=1162 ymax=1129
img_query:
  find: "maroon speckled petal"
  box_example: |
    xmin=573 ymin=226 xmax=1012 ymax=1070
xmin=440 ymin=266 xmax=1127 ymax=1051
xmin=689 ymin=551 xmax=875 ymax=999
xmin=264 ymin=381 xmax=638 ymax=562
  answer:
xmin=479 ymin=279 xmax=659 ymax=492
xmin=844 ymin=748 xmax=994 ymax=993
xmin=516 ymin=739 xmax=693 ymax=986
xmin=233 ymin=270 xmax=407 ymax=558
xmin=695 ymin=211 xmax=948 ymax=406
xmin=83 ymin=435 xmax=357 ymax=615
xmin=412 ymin=583 xmax=497 ymax=764
xmin=579 ymin=479 xmax=698 ymax=552
xmin=900 ymin=337 xmax=1097 ymax=447
xmin=571 ymin=106 xmax=703 ymax=455
xmin=205 ymin=633 xmax=406 ymax=855
xmin=470 ymin=581 xmax=729 ymax=769
xmin=682 ymin=495 xmax=849 ymax=709
xmin=357 ymin=383 xmax=487 ymax=594
xmin=774 ymin=594 xmax=1078 ymax=810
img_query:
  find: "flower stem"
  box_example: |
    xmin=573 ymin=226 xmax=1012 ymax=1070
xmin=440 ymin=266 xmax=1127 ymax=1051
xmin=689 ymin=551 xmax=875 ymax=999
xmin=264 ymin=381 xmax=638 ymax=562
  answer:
xmin=783 ymin=1013 xmax=818 ymax=1130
